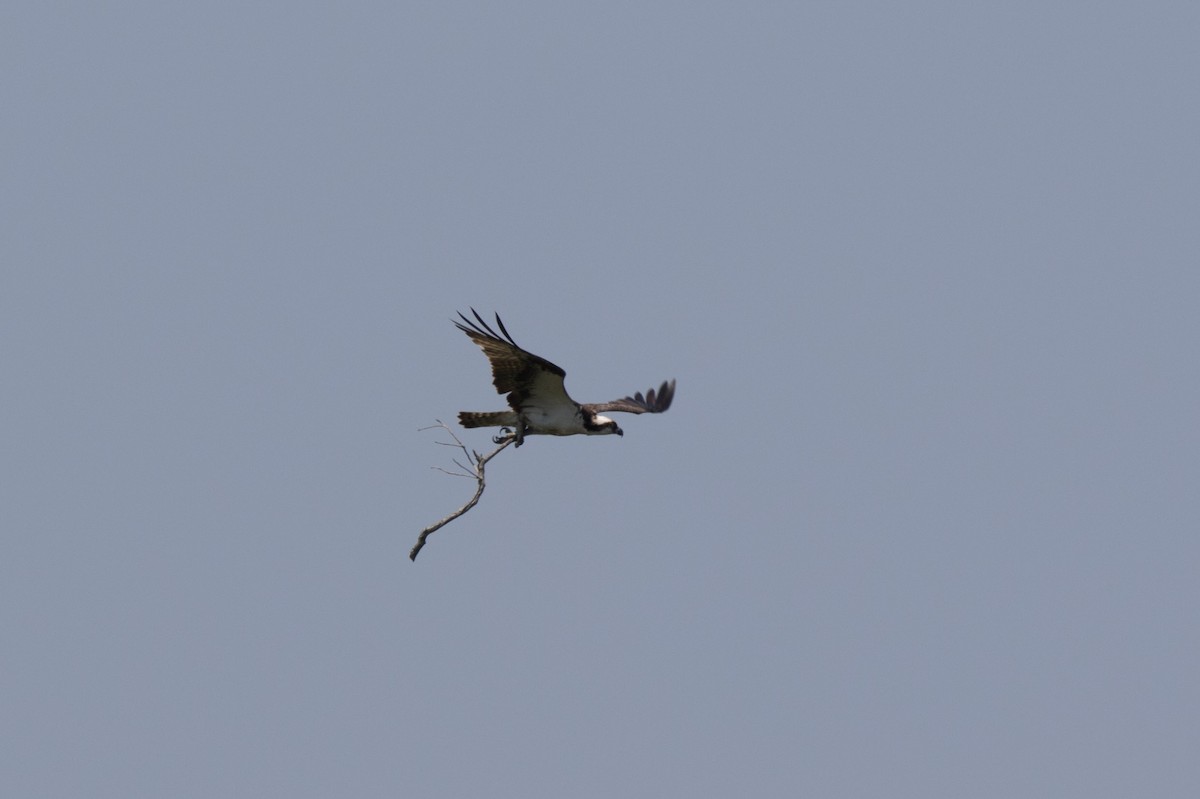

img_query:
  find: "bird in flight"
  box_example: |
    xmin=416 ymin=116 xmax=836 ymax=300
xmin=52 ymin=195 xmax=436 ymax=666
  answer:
xmin=454 ymin=309 xmax=675 ymax=447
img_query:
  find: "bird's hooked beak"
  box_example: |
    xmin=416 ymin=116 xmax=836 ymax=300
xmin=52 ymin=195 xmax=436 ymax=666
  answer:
xmin=615 ymin=427 xmax=624 ymax=436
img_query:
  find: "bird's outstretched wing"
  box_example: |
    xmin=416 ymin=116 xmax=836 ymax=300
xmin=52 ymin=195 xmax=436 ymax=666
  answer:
xmin=455 ymin=309 xmax=574 ymax=409
xmin=585 ymin=379 xmax=676 ymax=415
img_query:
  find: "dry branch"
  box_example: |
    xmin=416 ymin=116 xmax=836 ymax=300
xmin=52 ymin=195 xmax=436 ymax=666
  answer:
xmin=409 ymin=421 xmax=513 ymax=561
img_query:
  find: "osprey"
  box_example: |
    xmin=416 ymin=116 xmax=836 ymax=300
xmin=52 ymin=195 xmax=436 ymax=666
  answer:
xmin=455 ymin=309 xmax=675 ymax=447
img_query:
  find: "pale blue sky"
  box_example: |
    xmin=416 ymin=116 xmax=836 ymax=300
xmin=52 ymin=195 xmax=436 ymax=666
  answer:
xmin=3 ymin=3 xmax=1198 ymax=796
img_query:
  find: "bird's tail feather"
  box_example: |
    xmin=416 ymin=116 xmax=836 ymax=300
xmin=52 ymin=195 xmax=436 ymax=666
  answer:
xmin=458 ymin=411 xmax=518 ymax=428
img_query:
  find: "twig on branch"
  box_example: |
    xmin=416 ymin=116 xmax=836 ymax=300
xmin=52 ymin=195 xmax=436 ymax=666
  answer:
xmin=410 ymin=421 xmax=514 ymax=561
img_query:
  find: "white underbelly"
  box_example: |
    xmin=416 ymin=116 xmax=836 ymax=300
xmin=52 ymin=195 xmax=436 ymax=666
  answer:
xmin=524 ymin=405 xmax=583 ymax=435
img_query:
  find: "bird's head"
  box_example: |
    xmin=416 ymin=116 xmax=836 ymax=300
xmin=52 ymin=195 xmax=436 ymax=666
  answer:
xmin=592 ymin=414 xmax=623 ymax=437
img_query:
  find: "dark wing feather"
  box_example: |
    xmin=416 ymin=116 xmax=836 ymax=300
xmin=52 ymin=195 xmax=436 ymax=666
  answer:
xmin=585 ymin=379 xmax=676 ymax=415
xmin=454 ymin=309 xmax=574 ymax=410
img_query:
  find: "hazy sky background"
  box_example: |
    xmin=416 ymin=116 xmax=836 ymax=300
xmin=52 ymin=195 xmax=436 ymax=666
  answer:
xmin=4 ymin=3 xmax=1198 ymax=796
